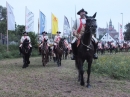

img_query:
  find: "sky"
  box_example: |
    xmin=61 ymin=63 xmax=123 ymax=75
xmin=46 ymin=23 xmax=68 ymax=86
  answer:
xmin=1 ymin=0 xmax=130 ymax=35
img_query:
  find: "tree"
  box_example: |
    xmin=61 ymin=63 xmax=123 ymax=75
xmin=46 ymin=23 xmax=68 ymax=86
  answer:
xmin=0 ymin=5 xmax=7 ymax=34
xmin=0 ymin=20 xmax=7 ymax=34
xmin=28 ymin=32 xmax=38 ymax=48
xmin=124 ymin=23 xmax=130 ymax=40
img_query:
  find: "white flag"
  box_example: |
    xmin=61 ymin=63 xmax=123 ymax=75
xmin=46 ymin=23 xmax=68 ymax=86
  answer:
xmin=96 ymin=27 xmax=99 ymax=39
xmin=6 ymin=2 xmax=15 ymax=30
xmin=25 ymin=7 xmax=34 ymax=32
xmin=63 ymin=16 xmax=70 ymax=35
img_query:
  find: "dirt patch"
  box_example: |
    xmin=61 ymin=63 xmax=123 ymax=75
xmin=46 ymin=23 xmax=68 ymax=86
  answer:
xmin=0 ymin=57 xmax=129 ymax=97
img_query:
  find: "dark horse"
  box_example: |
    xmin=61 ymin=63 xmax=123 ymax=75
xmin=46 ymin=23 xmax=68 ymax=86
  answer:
xmin=21 ymin=39 xmax=31 ymax=68
xmin=54 ymin=38 xmax=65 ymax=66
xmin=75 ymin=13 xmax=97 ymax=88
xmin=41 ymin=39 xmax=49 ymax=66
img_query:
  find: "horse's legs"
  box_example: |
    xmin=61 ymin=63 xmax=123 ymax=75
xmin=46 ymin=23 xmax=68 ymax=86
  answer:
xmin=79 ymin=59 xmax=85 ymax=86
xmin=56 ymin=55 xmax=59 ymax=67
xmin=86 ymin=59 xmax=92 ymax=88
xmin=22 ymin=56 xmax=26 ymax=68
xmin=59 ymin=56 xmax=62 ymax=66
xmin=42 ymin=55 xmax=45 ymax=66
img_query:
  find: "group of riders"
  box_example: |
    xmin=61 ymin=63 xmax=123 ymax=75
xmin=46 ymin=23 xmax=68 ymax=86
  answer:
xmin=98 ymin=40 xmax=130 ymax=53
xmin=18 ymin=8 xmax=99 ymax=60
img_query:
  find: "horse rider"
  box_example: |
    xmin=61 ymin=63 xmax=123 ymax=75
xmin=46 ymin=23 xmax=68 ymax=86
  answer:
xmin=71 ymin=8 xmax=98 ymax=60
xmin=63 ymin=37 xmax=69 ymax=50
xmin=53 ymin=31 xmax=62 ymax=59
xmin=38 ymin=31 xmax=50 ymax=55
xmin=19 ymin=31 xmax=32 ymax=55
xmin=98 ymin=41 xmax=102 ymax=49
xmin=54 ymin=31 xmax=62 ymax=47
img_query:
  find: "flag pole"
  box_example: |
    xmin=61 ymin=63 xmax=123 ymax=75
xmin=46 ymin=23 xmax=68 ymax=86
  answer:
xmin=25 ymin=6 xmax=26 ymax=31
xmin=63 ymin=16 xmax=65 ymax=37
xmin=75 ymin=5 xmax=76 ymax=19
xmin=6 ymin=1 xmax=9 ymax=51
xmin=70 ymin=17 xmax=72 ymax=42
xmin=38 ymin=18 xmax=39 ymax=35
xmin=51 ymin=13 xmax=52 ymax=39
xmin=38 ymin=9 xmax=40 ymax=35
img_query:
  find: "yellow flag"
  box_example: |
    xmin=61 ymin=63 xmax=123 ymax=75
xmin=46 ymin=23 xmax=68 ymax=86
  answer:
xmin=52 ymin=13 xmax=58 ymax=34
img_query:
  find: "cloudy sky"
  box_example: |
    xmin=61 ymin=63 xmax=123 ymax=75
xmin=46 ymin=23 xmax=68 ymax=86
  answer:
xmin=1 ymin=0 xmax=130 ymax=34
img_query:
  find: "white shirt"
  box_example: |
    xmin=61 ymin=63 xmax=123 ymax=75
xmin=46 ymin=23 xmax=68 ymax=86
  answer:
xmin=54 ymin=35 xmax=62 ymax=43
xmin=41 ymin=35 xmax=49 ymax=41
xmin=20 ymin=36 xmax=31 ymax=43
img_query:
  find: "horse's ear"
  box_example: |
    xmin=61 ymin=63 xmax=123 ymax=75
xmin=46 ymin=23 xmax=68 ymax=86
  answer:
xmin=93 ymin=12 xmax=97 ymax=18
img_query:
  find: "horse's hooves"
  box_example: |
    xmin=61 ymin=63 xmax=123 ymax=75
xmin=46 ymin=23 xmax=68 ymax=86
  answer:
xmin=86 ymin=84 xmax=91 ymax=88
xmin=28 ymin=61 xmax=30 ymax=64
xmin=22 ymin=66 xmax=26 ymax=68
xmin=80 ymin=82 xmax=85 ymax=86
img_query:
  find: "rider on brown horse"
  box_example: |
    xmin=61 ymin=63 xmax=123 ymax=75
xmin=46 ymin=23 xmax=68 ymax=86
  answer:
xmin=71 ymin=8 xmax=98 ymax=60
xmin=38 ymin=31 xmax=51 ymax=55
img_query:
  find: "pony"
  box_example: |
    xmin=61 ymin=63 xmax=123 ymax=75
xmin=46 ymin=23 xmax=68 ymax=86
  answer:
xmin=41 ymin=39 xmax=49 ymax=66
xmin=75 ymin=12 xmax=97 ymax=88
xmin=54 ymin=38 xmax=65 ymax=66
xmin=21 ymin=39 xmax=31 ymax=68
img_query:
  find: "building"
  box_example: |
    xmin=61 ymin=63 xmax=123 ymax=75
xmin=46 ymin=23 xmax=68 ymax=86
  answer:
xmin=99 ymin=19 xmax=119 ymax=42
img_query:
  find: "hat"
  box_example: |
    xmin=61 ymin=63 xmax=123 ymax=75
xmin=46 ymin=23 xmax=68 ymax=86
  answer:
xmin=77 ymin=8 xmax=88 ymax=15
xmin=23 ymin=31 xmax=28 ymax=34
xmin=42 ymin=31 xmax=47 ymax=34
xmin=57 ymin=31 xmax=61 ymax=34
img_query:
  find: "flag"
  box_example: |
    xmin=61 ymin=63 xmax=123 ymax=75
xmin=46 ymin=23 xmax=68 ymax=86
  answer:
xmin=119 ymin=24 xmax=124 ymax=42
xmin=39 ymin=11 xmax=46 ymax=34
xmin=25 ymin=7 xmax=34 ymax=32
xmin=96 ymin=27 xmax=99 ymax=39
xmin=71 ymin=18 xmax=75 ymax=29
xmin=52 ymin=13 xmax=58 ymax=35
xmin=6 ymin=2 xmax=15 ymax=30
xmin=63 ymin=16 xmax=70 ymax=35
xmin=38 ymin=18 xmax=39 ymax=34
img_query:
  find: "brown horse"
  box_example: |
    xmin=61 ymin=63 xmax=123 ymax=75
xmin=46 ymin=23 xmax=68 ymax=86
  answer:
xmin=75 ymin=13 xmax=97 ymax=88
xmin=41 ymin=39 xmax=49 ymax=66
xmin=54 ymin=38 xmax=65 ymax=66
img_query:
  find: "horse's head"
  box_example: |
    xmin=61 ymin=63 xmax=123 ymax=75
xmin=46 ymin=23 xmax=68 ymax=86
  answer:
xmin=22 ymin=39 xmax=30 ymax=54
xmin=42 ymin=38 xmax=48 ymax=49
xmin=23 ymin=39 xmax=29 ymax=49
xmin=59 ymin=38 xmax=65 ymax=49
xmin=85 ymin=12 xmax=97 ymax=34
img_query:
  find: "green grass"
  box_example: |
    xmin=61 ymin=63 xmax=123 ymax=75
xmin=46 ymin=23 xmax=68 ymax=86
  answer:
xmin=89 ymin=53 xmax=130 ymax=80
xmin=0 ymin=44 xmax=39 ymax=60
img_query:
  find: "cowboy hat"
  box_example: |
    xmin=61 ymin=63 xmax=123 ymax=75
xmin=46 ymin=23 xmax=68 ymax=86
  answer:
xmin=77 ymin=8 xmax=88 ymax=15
xmin=42 ymin=31 xmax=47 ymax=34
xmin=57 ymin=31 xmax=61 ymax=34
xmin=23 ymin=31 xmax=28 ymax=34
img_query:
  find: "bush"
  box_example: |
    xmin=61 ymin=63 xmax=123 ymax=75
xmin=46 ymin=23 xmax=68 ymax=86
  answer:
xmin=0 ymin=44 xmax=39 ymax=60
xmin=84 ymin=53 xmax=130 ymax=80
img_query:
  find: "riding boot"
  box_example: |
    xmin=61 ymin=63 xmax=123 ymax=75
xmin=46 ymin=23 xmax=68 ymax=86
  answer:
xmin=19 ymin=47 xmax=22 ymax=55
xmin=71 ymin=41 xmax=77 ymax=60
xmin=30 ymin=47 xmax=32 ymax=55
xmin=92 ymin=40 xmax=98 ymax=59
xmin=38 ymin=47 xmax=41 ymax=55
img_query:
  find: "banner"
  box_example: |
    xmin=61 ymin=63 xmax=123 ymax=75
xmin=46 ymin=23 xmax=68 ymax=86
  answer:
xmin=63 ymin=16 xmax=70 ymax=35
xmin=25 ymin=7 xmax=34 ymax=32
xmin=39 ymin=11 xmax=46 ymax=34
xmin=52 ymin=13 xmax=58 ymax=35
xmin=6 ymin=2 xmax=15 ymax=30
xmin=119 ymin=24 xmax=124 ymax=42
